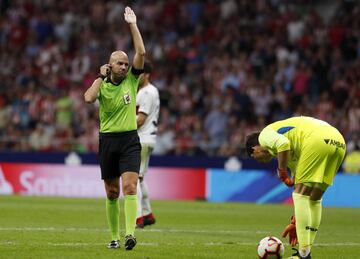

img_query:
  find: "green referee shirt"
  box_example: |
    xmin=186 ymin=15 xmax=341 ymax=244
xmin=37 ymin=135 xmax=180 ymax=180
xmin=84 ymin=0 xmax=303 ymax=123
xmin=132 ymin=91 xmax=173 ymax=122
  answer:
xmin=98 ymin=69 xmax=139 ymax=133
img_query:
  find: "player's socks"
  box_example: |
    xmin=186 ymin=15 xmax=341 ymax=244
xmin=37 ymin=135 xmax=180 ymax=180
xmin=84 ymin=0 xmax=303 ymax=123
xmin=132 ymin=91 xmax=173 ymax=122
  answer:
xmin=106 ymin=198 xmax=120 ymax=241
xmin=124 ymin=194 xmax=137 ymax=235
xmin=299 ymin=247 xmax=311 ymax=258
xmin=309 ymin=199 xmax=322 ymax=246
xmin=292 ymin=193 xmax=311 ymax=254
xmin=136 ymin=180 xmax=143 ymax=219
xmin=140 ymin=180 xmax=152 ymax=215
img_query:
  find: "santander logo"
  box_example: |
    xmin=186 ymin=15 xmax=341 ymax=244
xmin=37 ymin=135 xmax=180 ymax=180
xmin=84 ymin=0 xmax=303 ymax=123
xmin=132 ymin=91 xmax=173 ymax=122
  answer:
xmin=19 ymin=170 xmax=104 ymax=197
xmin=0 ymin=166 xmax=13 ymax=195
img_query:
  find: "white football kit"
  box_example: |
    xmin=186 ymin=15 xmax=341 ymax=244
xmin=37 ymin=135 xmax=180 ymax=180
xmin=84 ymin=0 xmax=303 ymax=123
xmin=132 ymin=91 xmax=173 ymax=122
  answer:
xmin=136 ymin=82 xmax=160 ymax=220
xmin=136 ymin=83 xmax=160 ymax=176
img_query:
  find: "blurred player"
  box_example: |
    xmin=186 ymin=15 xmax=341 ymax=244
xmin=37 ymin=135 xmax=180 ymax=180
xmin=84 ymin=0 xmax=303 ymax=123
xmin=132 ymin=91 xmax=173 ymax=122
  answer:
xmin=245 ymin=116 xmax=346 ymax=259
xmin=84 ymin=6 xmax=145 ymax=250
xmin=135 ymin=62 xmax=159 ymax=228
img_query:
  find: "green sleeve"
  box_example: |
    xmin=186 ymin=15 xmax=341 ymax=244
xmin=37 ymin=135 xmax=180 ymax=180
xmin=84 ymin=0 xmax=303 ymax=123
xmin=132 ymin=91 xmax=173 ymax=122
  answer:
xmin=126 ymin=69 xmax=140 ymax=91
xmin=97 ymin=80 xmax=103 ymax=100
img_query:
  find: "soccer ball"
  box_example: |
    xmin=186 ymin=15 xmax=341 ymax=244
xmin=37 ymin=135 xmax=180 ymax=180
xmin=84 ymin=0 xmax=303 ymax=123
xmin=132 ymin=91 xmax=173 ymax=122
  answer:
xmin=257 ymin=236 xmax=285 ymax=258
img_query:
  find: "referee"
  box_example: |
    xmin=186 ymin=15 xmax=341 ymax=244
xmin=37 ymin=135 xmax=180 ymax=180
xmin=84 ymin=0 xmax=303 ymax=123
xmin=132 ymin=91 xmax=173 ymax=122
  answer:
xmin=84 ymin=6 xmax=145 ymax=250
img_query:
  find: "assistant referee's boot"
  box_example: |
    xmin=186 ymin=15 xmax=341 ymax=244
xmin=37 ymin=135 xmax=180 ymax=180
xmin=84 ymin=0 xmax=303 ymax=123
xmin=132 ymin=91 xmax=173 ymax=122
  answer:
xmin=107 ymin=240 xmax=120 ymax=249
xmin=124 ymin=234 xmax=137 ymax=250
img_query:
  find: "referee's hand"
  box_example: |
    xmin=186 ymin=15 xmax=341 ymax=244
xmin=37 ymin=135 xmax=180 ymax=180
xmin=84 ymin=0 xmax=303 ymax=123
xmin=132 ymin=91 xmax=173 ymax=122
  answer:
xmin=100 ymin=64 xmax=111 ymax=77
xmin=124 ymin=6 xmax=136 ymax=24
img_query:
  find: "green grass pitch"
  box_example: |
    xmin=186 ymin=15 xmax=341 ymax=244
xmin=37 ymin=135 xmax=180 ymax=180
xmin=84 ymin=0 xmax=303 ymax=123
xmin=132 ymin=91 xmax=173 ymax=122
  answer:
xmin=0 ymin=196 xmax=359 ymax=258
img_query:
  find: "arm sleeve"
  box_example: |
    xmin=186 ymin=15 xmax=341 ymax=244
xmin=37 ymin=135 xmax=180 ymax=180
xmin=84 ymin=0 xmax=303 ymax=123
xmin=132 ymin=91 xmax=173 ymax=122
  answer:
xmin=97 ymin=81 xmax=103 ymax=100
xmin=137 ymin=91 xmax=151 ymax=115
xmin=259 ymin=127 xmax=291 ymax=153
xmin=131 ymin=66 xmax=144 ymax=76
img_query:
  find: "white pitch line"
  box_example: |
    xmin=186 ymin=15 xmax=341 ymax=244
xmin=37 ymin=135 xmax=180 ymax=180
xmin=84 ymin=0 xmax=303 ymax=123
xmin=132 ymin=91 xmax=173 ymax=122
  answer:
xmin=49 ymin=242 xmax=160 ymax=247
xmin=1 ymin=227 xmax=360 ymax=240
xmin=0 ymin=227 xmax=268 ymax=235
xmin=143 ymin=228 xmax=269 ymax=234
xmin=0 ymin=241 xmax=359 ymax=247
xmin=0 ymin=227 xmax=107 ymax=232
xmin=1 ymin=227 xmax=359 ymax=248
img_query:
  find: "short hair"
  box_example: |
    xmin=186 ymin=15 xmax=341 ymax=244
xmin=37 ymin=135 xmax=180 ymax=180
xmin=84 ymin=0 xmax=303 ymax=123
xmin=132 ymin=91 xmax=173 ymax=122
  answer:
xmin=245 ymin=132 xmax=260 ymax=157
xmin=143 ymin=62 xmax=152 ymax=73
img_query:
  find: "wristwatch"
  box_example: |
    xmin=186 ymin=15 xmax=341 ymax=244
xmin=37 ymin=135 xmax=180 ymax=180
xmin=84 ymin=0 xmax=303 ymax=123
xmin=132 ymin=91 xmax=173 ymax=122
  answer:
xmin=98 ymin=73 xmax=106 ymax=80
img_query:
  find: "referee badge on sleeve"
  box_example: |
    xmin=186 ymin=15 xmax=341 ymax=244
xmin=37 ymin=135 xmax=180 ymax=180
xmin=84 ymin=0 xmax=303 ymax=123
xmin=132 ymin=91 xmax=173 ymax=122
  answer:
xmin=123 ymin=93 xmax=131 ymax=105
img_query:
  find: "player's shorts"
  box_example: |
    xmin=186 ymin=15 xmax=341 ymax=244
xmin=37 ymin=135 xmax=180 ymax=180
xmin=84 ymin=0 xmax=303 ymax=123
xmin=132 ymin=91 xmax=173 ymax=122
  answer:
xmin=139 ymin=143 xmax=154 ymax=177
xmin=294 ymin=126 xmax=346 ymax=186
xmin=99 ymin=130 xmax=141 ymax=180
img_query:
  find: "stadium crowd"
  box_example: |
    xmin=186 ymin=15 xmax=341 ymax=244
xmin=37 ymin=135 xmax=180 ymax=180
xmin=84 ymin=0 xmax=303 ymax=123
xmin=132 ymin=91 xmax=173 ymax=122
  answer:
xmin=0 ymin=0 xmax=359 ymax=160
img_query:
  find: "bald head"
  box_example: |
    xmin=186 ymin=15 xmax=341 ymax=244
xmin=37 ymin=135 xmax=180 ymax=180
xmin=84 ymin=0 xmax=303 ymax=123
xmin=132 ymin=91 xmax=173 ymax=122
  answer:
xmin=109 ymin=51 xmax=128 ymax=64
xmin=108 ymin=50 xmax=130 ymax=79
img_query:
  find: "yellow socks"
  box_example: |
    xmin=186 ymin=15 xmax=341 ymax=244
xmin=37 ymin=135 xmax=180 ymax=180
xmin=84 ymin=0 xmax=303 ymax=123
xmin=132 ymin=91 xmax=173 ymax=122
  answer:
xmin=124 ymin=194 xmax=138 ymax=236
xmin=293 ymin=192 xmax=322 ymax=257
xmin=292 ymin=192 xmax=311 ymax=255
xmin=309 ymin=198 xmax=322 ymax=246
xmin=106 ymin=198 xmax=120 ymax=241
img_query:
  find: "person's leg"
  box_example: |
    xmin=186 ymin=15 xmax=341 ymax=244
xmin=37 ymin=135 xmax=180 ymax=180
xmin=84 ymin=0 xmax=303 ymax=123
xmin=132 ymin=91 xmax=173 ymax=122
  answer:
xmin=137 ymin=144 xmax=148 ymax=222
xmin=122 ymin=171 xmax=138 ymax=250
xmin=104 ymin=178 xmax=121 ymax=246
xmin=99 ymin=133 xmax=122 ymax=248
xmin=292 ymin=127 xmax=345 ymax=258
xmin=136 ymin=178 xmax=143 ymax=226
xmin=137 ymin=144 xmax=155 ymax=225
xmin=119 ymin=131 xmax=141 ymax=249
xmin=305 ymin=135 xmax=345 ymax=250
xmin=292 ymin=135 xmax=323 ymax=258
xmin=309 ymin=183 xmax=327 ymax=247
xmin=140 ymin=177 xmax=152 ymax=216
xmin=292 ymin=191 xmax=311 ymax=257
xmin=308 ymin=199 xmax=321 ymax=248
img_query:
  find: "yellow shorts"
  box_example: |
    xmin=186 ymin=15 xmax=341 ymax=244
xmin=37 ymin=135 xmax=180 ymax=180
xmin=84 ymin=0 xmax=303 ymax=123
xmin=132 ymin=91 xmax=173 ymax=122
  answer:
xmin=294 ymin=126 xmax=346 ymax=186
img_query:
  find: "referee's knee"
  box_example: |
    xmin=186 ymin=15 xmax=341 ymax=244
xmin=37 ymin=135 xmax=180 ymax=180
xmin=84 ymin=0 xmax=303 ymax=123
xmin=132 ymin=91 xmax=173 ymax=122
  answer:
xmin=122 ymin=182 xmax=137 ymax=195
xmin=106 ymin=189 xmax=120 ymax=200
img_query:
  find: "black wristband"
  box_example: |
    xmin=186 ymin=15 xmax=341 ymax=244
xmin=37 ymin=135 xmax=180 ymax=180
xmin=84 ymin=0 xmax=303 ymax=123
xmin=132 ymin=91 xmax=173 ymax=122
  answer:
xmin=98 ymin=73 xmax=106 ymax=80
xmin=131 ymin=66 xmax=144 ymax=76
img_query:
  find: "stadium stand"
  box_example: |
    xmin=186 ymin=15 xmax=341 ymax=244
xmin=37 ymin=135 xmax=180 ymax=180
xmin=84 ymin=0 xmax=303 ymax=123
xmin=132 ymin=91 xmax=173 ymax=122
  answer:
xmin=0 ymin=0 xmax=359 ymax=157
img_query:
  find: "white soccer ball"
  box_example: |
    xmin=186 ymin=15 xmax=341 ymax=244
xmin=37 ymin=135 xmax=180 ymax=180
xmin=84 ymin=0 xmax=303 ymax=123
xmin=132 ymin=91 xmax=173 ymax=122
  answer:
xmin=257 ymin=236 xmax=285 ymax=258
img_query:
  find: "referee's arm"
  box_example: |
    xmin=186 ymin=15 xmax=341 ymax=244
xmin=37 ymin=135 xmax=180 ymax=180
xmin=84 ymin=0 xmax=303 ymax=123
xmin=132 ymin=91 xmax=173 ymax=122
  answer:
xmin=85 ymin=64 xmax=110 ymax=103
xmin=84 ymin=78 xmax=102 ymax=103
xmin=125 ymin=7 xmax=145 ymax=71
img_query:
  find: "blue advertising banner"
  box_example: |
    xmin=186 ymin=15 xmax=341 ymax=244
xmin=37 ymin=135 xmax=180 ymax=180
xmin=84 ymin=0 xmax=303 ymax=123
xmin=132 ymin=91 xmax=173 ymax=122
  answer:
xmin=322 ymin=174 xmax=360 ymax=208
xmin=207 ymin=169 xmax=292 ymax=204
xmin=207 ymin=169 xmax=360 ymax=208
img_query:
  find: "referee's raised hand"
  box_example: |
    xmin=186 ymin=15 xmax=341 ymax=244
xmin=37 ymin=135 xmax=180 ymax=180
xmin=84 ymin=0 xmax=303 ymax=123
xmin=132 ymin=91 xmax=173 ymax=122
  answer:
xmin=124 ymin=6 xmax=136 ymax=24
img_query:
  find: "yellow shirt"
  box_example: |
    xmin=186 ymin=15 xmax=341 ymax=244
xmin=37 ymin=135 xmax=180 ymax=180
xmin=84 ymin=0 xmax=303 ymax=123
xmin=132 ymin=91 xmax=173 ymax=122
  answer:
xmin=259 ymin=116 xmax=331 ymax=171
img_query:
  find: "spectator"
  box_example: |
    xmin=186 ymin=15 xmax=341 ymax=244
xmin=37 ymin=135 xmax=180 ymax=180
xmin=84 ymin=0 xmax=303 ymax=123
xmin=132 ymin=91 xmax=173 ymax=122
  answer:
xmin=343 ymin=146 xmax=360 ymax=174
xmin=347 ymin=131 xmax=360 ymax=154
xmin=28 ymin=123 xmax=52 ymax=151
